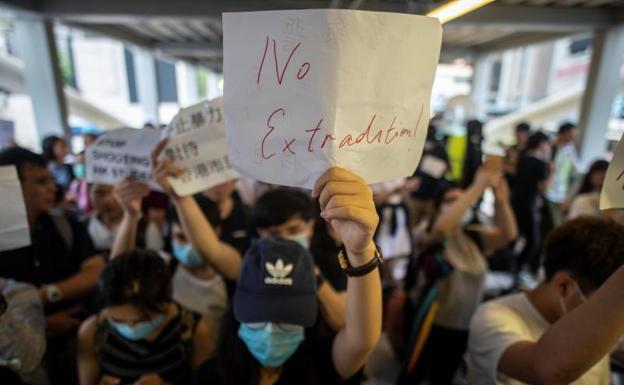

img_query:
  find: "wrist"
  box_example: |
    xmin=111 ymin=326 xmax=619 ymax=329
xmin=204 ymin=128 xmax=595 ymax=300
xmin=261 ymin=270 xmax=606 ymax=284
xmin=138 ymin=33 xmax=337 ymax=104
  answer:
xmin=345 ymin=242 xmax=377 ymax=267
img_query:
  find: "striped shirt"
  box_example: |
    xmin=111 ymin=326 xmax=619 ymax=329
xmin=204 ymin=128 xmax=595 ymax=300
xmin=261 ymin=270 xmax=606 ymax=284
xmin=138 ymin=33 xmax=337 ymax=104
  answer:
xmin=94 ymin=304 xmax=196 ymax=385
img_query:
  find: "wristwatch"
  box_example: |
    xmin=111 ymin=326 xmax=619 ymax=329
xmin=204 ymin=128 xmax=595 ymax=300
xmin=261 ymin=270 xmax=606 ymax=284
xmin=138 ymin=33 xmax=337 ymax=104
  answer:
xmin=338 ymin=245 xmax=383 ymax=277
xmin=43 ymin=284 xmax=63 ymax=304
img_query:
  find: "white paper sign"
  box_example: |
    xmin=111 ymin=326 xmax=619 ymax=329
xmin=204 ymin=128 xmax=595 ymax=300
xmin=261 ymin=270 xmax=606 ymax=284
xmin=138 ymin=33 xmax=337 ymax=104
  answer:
xmin=86 ymin=127 xmax=162 ymax=190
xmin=223 ymin=9 xmax=442 ymax=188
xmin=600 ymin=138 xmax=624 ymax=209
xmin=163 ymin=98 xmax=239 ymax=196
xmin=0 ymin=166 xmax=30 ymax=251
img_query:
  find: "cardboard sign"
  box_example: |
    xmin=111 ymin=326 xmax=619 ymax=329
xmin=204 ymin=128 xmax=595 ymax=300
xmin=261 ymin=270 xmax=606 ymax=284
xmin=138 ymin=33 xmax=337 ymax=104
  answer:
xmin=163 ymin=98 xmax=239 ymax=196
xmin=223 ymin=9 xmax=442 ymax=188
xmin=0 ymin=166 xmax=30 ymax=251
xmin=601 ymin=138 xmax=624 ymax=209
xmin=86 ymin=127 xmax=162 ymax=190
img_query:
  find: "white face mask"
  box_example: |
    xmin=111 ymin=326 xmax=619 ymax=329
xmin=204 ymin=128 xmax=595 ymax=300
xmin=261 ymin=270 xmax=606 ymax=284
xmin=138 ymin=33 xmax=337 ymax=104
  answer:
xmin=287 ymin=232 xmax=310 ymax=250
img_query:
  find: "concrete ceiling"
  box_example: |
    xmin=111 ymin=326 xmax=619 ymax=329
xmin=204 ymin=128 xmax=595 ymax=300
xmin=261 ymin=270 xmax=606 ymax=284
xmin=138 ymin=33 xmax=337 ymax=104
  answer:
xmin=2 ymin=0 xmax=624 ymax=70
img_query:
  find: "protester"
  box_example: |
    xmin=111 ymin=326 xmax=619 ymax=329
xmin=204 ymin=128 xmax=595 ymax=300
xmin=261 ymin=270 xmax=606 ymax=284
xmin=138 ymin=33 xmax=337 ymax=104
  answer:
xmin=462 ymin=119 xmax=484 ymax=189
xmin=0 ymin=279 xmax=48 ymax=385
xmin=109 ymin=175 xmax=230 ymax=342
xmin=196 ymin=180 xmax=252 ymax=256
xmin=504 ymin=122 xmax=531 ymax=193
xmin=469 ymin=217 xmax=624 ymax=385
xmin=42 ymin=135 xmax=74 ymax=192
xmin=199 ymin=167 xmax=382 ymax=385
xmin=67 ymin=152 xmax=92 ymax=215
xmin=77 ymin=250 xmax=214 ymax=385
xmin=252 ymin=188 xmax=347 ymax=330
xmin=567 ymin=160 xmax=613 ymax=220
xmin=404 ymin=164 xmax=517 ymax=384
xmin=86 ymin=181 xmax=163 ymax=255
xmin=545 ymin=122 xmax=579 ymax=225
xmin=511 ymin=131 xmax=551 ymax=276
xmin=0 ymin=147 xmax=105 ymax=385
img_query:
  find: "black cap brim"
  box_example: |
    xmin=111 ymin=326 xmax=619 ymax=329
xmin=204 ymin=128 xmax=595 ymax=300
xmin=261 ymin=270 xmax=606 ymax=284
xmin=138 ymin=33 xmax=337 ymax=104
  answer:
xmin=233 ymin=288 xmax=318 ymax=328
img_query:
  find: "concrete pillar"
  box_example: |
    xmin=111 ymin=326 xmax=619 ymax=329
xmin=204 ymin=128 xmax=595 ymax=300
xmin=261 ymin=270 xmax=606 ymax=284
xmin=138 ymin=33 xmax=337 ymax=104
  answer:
xmin=14 ymin=17 xmax=69 ymax=144
xmin=133 ymin=48 xmax=160 ymax=126
xmin=577 ymin=26 xmax=624 ymax=169
xmin=520 ymin=42 xmax=554 ymax=106
xmin=175 ymin=62 xmax=199 ymax=106
xmin=470 ymin=54 xmax=492 ymax=120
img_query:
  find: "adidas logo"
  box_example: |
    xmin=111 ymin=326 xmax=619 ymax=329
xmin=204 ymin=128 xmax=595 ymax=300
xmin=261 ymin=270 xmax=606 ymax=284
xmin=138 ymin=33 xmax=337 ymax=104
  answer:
xmin=264 ymin=258 xmax=294 ymax=286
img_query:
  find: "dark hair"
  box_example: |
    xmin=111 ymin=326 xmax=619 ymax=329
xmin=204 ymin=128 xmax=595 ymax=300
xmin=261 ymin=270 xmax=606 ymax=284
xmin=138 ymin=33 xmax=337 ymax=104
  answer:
xmin=253 ymin=188 xmax=313 ymax=229
xmin=98 ymin=250 xmax=171 ymax=314
xmin=543 ymin=217 xmax=624 ymax=292
xmin=168 ymin=196 xmax=220 ymax=229
xmin=41 ymin=135 xmax=64 ymax=162
xmin=217 ymin=306 xmax=334 ymax=385
xmin=515 ymin=122 xmax=531 ymax=133
xmin=558 ymin=122 xmax=576 ymax=135
xmin=577 ymin=159 xmax=609 ymax=195
xmin=0 ymin=146 xmax=47 ymax=178
xmin=432 ymin=180 xmax=458 ymax=210
xmin=527 ymin=131 xmax=550 ymax=151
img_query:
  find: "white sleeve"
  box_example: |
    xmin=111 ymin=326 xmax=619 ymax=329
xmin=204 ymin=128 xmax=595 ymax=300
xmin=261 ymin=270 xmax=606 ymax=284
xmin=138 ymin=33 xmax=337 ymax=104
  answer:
xmin=469 ymin=302 xmax=528 ymax=383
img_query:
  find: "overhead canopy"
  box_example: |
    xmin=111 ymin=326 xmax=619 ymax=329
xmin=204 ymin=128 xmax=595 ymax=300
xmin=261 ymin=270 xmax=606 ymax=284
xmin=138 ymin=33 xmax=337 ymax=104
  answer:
xmin=2 ymin=0 xmax=624 ymax=69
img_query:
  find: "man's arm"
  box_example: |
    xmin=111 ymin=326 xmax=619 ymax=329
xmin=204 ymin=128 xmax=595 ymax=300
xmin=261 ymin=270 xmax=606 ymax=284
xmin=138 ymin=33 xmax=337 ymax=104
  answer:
xmin=110 ymin=178 xmax=151 ymax=258
xmin=316 ymin=279 xmax=347 ymax=331
xmin=479 ymin=180 xmax=518 ymax=253
xmin=48 ymin=256 xmax=105 ymax=302
xmin=499 ymin=266 xmax=624 ymax=385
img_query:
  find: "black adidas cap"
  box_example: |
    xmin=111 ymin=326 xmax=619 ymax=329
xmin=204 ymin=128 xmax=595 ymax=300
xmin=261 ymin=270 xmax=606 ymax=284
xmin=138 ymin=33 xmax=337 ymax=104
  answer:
xmin=234 ymin=237 xmax=318 ymax=327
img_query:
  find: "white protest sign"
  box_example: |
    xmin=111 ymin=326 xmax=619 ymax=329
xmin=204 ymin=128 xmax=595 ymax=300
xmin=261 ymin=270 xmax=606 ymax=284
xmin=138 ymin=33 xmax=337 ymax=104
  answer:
xmin=86 ymin=127 xmax=162 ymax=190
xmin=0 ymin=166 xmax=30 ymax=251
xmin=223 ymin=9 xmax=442 ymax=188
xmin=162 ymin=98 xmax=239 ymax=196
xmin=600 ymin=138 xmax=624 ymax=209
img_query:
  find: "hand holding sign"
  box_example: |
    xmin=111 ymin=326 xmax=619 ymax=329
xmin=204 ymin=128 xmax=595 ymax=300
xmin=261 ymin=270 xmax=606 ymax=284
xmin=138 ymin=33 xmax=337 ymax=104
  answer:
xmin=223 ymin=9 xmax=442 ymax=188
xmin=162 ymin=98 xmax=239 ymax=196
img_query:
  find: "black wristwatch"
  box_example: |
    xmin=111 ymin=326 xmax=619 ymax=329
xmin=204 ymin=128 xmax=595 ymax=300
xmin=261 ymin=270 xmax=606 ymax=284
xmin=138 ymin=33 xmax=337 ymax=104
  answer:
xmin=338 ymin=245 xmax=383 ymax=277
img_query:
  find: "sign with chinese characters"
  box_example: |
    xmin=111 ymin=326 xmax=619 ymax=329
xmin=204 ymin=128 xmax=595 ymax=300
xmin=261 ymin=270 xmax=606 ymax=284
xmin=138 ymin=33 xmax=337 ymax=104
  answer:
xmin=85 ymin=127 xmax=162 ymax=190
xmin=600 ymin=137 xmax=624 ymax=209
xmin=223 ymin=9 xmax=442 ymax=188
xmin=163 ymin=98 xmax=239 ymax=196
xmin=0 ymin=166 xmax=30 ymax=251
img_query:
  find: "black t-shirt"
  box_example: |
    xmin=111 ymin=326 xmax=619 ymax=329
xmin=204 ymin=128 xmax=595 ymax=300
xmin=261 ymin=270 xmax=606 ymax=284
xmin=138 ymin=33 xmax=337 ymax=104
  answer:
xmin=310 ymin=243 xmax=347 ymax=292
xmin=511 ymin=155 xmax=549 ymax=214
xmin=0 ymin=213 xmax=97 ymax=313
xmin=217 ymin=198 xmax=252 ymax=256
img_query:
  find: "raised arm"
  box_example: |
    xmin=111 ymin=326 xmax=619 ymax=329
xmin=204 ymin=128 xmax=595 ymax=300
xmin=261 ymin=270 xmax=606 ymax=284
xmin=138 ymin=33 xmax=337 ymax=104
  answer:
xmin=110 ymin=178 xmax=151 ymax=258
xmin=479 ymin=179 xmax=518 ymax=254
xmin=432 ymin=166 xmax=493 ymax=237
xmin=313 ymin=167 xmax=382 ymax=379
xmin=499 ymin=266 xmax=624 ymax=385
xmin=151 ymin=139 xmax=242 ymax=281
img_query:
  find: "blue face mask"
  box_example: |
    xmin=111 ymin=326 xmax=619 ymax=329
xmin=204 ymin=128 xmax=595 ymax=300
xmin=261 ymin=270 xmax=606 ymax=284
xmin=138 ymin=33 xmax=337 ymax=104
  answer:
xmin=238 ymin=323 xmax=305 ymax=368
xmin=172 ymin=242 xmax=204 ymax=267
xmin=109 ymin=313 xmax=164 ymax=341
xmin=287 ymin=232 xmax=310 ymax=250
